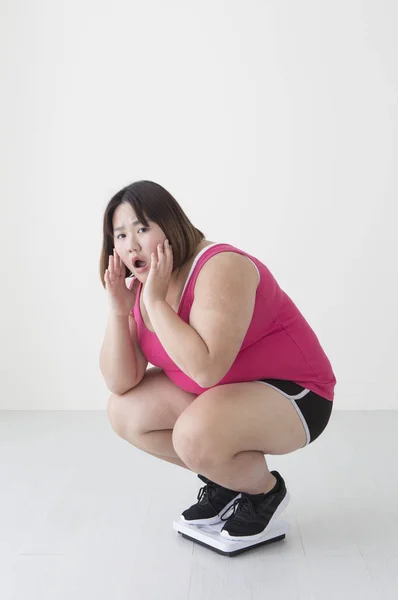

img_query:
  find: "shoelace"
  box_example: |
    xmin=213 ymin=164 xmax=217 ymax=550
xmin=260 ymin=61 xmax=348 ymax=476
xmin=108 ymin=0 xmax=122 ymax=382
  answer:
xmin=197 ymin=482 xmax=276 ymax=523
xmin=220 ymin=494 xmax=260 ymax=522
xmin=197 ymin=482 xmax=219 ymax=513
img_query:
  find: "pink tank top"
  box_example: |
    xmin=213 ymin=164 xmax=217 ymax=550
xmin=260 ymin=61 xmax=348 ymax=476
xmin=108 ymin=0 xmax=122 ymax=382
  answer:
xmin=131 ymin=243 xmax=336 ymax=400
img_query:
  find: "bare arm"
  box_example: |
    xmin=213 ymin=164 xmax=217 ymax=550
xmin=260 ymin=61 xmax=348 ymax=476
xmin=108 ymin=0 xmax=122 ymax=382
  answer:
xmin=99 ymin=311 xmax=148 ymax=395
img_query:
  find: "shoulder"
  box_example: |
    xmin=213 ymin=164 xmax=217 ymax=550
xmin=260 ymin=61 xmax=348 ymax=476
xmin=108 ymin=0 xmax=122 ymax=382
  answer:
xmin=189 ymin=251 xmax=259 ymax=387
xmin=195 ymin=251 xmax=259 ymax=291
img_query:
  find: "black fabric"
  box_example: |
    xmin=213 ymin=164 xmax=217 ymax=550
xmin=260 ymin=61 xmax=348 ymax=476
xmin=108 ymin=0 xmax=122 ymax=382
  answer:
xmin=259 ymin=378 xmax=333 ymax=444
xmin=220 ymin=470 xmax=288 ymax=536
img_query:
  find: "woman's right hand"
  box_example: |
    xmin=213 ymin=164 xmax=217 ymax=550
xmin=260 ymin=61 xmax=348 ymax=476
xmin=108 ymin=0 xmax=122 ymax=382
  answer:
xmin=104 ymin=249 xmax=140 ymax=317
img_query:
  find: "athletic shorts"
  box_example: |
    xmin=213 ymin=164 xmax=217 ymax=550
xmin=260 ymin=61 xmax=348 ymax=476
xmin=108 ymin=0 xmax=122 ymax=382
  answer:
xmin=256 ymin=378 xmax=333 ymax=446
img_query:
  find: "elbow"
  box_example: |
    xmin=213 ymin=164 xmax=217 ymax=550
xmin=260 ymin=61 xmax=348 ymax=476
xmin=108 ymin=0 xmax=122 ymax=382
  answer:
xmin=101 ymin=376 xmax=139 ymax=396
xmin=195 ymin=370 xmax=223 ymax=389
xmin=109 ymin=382 xmax=137 ymax=396
xmin=194 ymin=353 xmax=230 ymax=388
xmin=109 ymin=384 xmax=128 ymax=396
xmin=99 ymin=362 xmax=140 ymax=396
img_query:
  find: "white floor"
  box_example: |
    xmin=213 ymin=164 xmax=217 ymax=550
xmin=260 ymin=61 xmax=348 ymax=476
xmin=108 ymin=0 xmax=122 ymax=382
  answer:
xmin=1 ymin=410 xmax=397 ymax=600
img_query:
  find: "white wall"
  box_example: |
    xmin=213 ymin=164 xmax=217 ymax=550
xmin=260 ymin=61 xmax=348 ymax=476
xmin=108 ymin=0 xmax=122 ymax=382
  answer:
xmin=1 ymin=0 xmax=396 ymax=410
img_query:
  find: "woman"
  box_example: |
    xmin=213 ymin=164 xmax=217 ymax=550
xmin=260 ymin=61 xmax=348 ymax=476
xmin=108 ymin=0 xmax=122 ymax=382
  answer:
xmin=99 ymin=180 xmax=336 ymax=542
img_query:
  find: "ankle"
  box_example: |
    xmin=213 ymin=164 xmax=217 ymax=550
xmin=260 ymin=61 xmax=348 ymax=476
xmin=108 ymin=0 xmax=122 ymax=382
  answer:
xmin=264 ymin=473 xmax=278 ymax=495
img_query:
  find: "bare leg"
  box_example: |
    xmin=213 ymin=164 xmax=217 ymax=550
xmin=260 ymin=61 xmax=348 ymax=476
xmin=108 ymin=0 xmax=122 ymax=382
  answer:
xmin=122 ymin=427 xmax=193 ymax=471
xmin=201 ymin=452 xmax=277 ymax=495
xmin=138 ymin=432 xmax=276 ymax=494
xmin=121 ymin=427 xmax=276 ymax=494
xmin=145 ymin=451 xmax=192 ymax=471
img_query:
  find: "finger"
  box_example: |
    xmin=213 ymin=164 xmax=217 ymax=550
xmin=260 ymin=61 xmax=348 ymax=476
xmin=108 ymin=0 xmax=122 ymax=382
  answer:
xmin=115 ymin=248 xmax=121 ymax=270
xmin=165 ymin=240 xmax=172 ymax=259
xmin=164 ymin=240 xmax=172 ymax=267
xmin=113 ymin=248 xmax=122 ymax=274
xmin=161 ymin=242 xmax=167 ymax=260
xmin=109 ymin=255 xmax=114 ymax=280
xmin=113 ymin=248 xmax=120 ymax=275
xmin=154 ymin=245 xmax=160 ymax=267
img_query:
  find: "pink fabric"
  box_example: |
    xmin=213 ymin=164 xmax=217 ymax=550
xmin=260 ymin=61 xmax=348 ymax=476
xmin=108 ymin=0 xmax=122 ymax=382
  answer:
xmin=131 ymin=243 xmax=336 ymax=400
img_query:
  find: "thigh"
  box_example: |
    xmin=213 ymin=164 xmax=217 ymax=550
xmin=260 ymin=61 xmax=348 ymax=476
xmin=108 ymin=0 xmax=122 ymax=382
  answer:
xmin=107 ymin=367 xmax=197 ymax=437
xmin=173 ymin=380 xmax=309 ymax=458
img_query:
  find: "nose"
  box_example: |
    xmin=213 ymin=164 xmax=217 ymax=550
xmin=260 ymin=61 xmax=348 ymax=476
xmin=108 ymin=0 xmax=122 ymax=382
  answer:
xmin=127 ymin=235 xmax=140 ymax=253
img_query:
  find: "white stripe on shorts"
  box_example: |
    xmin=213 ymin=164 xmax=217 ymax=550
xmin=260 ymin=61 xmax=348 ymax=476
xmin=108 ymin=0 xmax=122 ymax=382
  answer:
xmin=255 ymin=380 xmax=311 ymax=446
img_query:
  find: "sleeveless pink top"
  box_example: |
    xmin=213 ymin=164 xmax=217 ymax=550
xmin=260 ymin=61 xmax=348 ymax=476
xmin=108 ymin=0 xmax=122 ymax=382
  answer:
xmin=131 ymin=243 xmax=336 ymax=400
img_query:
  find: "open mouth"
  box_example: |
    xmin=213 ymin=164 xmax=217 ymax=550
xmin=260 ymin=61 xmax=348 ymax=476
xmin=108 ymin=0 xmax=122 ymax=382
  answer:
xmin=134 ymin=259 xmax=148 ymax=270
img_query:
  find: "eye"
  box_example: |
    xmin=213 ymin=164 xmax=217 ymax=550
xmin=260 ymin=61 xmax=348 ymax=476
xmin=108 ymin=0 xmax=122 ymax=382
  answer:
xmin=116 ymin=227 xmax=147 ymax=240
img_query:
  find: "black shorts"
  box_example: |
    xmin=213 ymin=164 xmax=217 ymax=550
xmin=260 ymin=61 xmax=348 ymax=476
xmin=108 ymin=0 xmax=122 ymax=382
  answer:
xmin=256 ymin=378 xmax=333 ymax=445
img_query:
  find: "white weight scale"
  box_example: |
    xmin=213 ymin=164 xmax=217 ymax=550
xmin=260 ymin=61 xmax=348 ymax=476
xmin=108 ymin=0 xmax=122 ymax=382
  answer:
xmin=173 ymin=501 xmax=291 ymax=557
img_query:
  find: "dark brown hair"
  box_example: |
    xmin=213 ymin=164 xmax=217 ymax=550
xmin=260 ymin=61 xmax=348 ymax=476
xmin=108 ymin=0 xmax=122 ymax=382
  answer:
xmin=99 ymin=180 xmax=205 ymax=288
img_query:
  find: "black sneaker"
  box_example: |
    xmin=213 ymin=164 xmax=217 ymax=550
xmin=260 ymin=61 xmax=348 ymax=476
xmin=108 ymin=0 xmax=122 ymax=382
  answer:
xmin=180 ymin=474 xmax=241 ymax=526
xmin=220 ymin=470 xmax=290 ymax=540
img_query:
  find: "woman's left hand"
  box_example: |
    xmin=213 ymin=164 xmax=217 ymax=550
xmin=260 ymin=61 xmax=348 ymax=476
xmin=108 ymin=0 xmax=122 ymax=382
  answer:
xmin=142 ymin=239 xmax=174 ymax=308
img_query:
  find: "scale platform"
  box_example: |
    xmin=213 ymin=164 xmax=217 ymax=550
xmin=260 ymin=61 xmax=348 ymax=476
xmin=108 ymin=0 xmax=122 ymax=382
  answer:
xmin=173 ymin=517 xmax=290 ymax=557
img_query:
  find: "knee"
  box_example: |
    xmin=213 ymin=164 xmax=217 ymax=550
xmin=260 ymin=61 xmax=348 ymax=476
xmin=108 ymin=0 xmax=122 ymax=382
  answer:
xmin=172 ymin=416 xmax=218 ymax=471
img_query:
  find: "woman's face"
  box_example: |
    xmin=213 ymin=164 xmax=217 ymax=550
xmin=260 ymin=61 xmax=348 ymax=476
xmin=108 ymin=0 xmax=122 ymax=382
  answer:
xmin=112 ymin=202 xmax=167 ymax=281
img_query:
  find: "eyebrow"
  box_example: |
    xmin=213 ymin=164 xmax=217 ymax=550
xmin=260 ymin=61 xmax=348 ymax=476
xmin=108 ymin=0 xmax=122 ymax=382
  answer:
xmin=113 ymin=219 xmax=144 ymax=233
